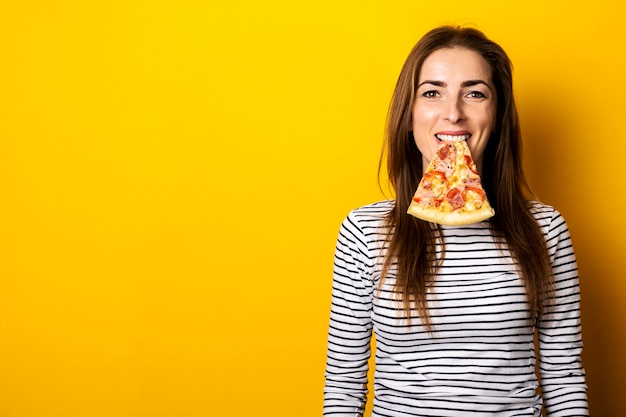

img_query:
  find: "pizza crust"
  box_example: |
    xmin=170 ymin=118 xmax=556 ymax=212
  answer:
xmin=407 ymin=203 xmax=494 ymax=226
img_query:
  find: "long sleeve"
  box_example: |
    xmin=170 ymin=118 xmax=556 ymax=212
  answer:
xmin=323 ymin=212 xmax=375 ymax=416
xmin=537 ymin=210 xmax=589 ymax=416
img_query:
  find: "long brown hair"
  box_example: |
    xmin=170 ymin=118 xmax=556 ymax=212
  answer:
xmin=379 ymin=26 xmax=554 ymax=329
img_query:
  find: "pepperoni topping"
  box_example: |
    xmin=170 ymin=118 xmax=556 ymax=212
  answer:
xmin=437 ymin=144 xmax=450 ymax=160
xmin=437 ymin=144 xmax=455 ymax=161
xmin=445 ymin=187 xmax=465 ymax=209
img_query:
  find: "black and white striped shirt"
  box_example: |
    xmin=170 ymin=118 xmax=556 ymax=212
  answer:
xmin=324 ymin=200 xmax=588 ymax=416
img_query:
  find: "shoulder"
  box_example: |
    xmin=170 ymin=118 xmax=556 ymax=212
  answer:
xmin=338 ymin=200 xmax=393 ymax=243
xmin=528 ymin=200 xmax=556 ymax=219
xmin=527 ymin=200 xmax=570 ymax=238
xmin=347 ymin=200 xmax=394 ymax=223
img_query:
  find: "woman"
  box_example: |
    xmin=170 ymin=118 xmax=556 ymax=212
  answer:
xmin=323 ymin=26 xmax=588 ymax=417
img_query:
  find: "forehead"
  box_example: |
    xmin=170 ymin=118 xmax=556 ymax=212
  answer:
xmin=419 ymin=47 xmax=493 ymax=82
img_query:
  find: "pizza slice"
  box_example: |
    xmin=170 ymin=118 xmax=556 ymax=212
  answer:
xmin=407 ymin=140 xmax=494 ymax=226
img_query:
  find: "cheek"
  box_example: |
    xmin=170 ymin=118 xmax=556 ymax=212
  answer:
xmin=411 ymin=107 xmax=441 ymax=164
xmin=412 ymin=106 xmax=437 ymax=125
xmin=470 ymin=106 xmax=497 ymax=130
xmin=411 ymin=107 xmax=438 ymax=143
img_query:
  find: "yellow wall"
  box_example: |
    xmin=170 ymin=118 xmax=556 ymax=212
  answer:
xmin=0 ymin=1 xmax=623 ymax=416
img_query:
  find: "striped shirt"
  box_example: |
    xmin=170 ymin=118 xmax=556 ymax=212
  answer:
xmin=324 ymin=200 xmax=588 ymax=417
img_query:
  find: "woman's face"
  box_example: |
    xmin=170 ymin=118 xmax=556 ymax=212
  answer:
xmin=411 ymin=47 xmax=497 ymax=173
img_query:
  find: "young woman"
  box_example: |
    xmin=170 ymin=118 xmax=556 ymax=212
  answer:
xmin=323 ymin=26 xmax=588 ymax=417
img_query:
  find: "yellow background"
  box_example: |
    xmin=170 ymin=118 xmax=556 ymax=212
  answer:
xmin=0 ymin=1 xmax=623 ymax=416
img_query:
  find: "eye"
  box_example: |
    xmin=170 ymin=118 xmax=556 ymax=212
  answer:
xmin=467 ymin=91 xmax=487 ymax=99
xmin=421 ymin=90 xmax=439 ymax=98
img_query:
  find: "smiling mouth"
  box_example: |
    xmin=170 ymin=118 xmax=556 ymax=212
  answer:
xmin=435 ymin=133 xmax=471 ymax=142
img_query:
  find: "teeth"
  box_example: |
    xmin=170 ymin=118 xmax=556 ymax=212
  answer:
xmin=436 ymin=134 xmax=470 ymax=142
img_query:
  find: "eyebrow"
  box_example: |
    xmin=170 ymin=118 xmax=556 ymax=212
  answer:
xmin=417 ymin=79 xmax=491 ymax=88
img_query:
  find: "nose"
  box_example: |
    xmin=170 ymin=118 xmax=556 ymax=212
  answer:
xmin=444 ymin=97 xmax=464 ymax=123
